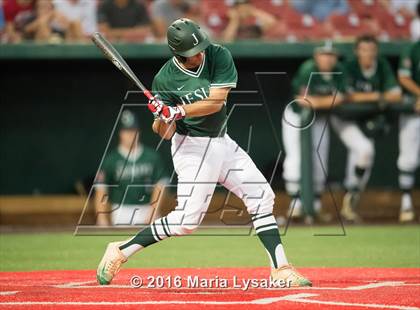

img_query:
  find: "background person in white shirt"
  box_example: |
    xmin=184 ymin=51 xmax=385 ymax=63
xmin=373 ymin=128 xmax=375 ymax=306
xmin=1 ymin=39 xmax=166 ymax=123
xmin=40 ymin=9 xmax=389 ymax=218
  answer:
xmin=54 ymin=0 xmax=97 ymax=36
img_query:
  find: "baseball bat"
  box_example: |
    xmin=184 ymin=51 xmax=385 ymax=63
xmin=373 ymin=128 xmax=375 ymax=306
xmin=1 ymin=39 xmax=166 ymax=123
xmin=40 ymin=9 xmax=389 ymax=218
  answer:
xmin=91 ymin=32 xmax=154 ymax=100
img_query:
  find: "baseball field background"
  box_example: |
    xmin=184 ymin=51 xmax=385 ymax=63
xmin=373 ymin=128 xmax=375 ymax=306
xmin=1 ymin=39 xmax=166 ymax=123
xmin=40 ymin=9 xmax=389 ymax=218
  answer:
xmin=1 ymin=226 xmax=419 ymax=271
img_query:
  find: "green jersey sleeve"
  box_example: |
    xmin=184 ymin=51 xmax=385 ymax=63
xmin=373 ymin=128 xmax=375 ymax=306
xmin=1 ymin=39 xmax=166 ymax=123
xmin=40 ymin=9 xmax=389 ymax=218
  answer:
xmin=210 ymin=45 xmax=238 ymax=89
xmin=291 ymin=60 xmax=310 ymax=96
xmin=152 ymin=75 xmax=174 ymax=105
xmin=96 ymin=155 xmax=113 ymax=185
xmin=335 ymin=62 xmax=347 ymax=95
xmin=344 ymin=60 xmax=356 ymax=93
xmin=398 ymin=46 xmax=412 ymax=78
xmin=381 ymin=58 xmax=399 ymax=92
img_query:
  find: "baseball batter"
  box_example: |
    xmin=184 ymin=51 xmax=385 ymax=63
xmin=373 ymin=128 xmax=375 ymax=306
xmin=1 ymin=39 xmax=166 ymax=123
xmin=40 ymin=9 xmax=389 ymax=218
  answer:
xmin=97 ymin=19 xmax=311 ymax=287
xmin=397 ymin=40 xmax=420 ymax=222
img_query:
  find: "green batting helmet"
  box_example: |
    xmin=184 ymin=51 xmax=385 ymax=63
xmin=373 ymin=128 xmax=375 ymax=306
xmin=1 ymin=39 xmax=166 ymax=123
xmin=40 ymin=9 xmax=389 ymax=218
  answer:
xmin=167 ymin=18 xmax=210 ymax=58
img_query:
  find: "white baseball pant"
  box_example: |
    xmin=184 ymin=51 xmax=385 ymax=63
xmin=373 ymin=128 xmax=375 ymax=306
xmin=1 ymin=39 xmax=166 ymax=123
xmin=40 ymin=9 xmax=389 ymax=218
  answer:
xmin=111 ymin=204 xmax=155 ymax=226
xmin=282 ymin=107 xmax=329 ymax=194
xmin=159 ymin=133 xmax=275 ymax=236
xmin=330 ymin=116 xmax=375 ymax=190
xmin=398 ymin=114 xmax=420 ymax=187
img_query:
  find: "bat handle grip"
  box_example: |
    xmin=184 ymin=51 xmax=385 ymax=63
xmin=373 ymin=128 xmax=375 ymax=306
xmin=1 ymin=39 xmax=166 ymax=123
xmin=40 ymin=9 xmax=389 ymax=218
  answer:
xmin=143 ymin=89 xmax=154 ymax=100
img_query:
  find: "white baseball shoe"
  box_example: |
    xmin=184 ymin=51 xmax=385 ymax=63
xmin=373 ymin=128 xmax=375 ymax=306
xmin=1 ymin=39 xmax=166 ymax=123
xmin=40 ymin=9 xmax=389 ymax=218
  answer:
xmin=271 ymin=264 xmax=312 ymax=287
xmin=399 ymin=210 xmax=415 ymax=222
xmin=97 ymin=241 xmax=127 ymax=285
xmin=399 ymin=194 xmax=415 ymax=223
xmin=341 ymin=191 xmax=361 ymax=223
xmin=287 ymin=198 xmax=303 ymax=220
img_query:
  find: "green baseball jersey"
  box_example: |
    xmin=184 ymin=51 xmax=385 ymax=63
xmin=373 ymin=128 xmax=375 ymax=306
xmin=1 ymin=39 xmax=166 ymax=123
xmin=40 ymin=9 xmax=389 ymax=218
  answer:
xmin=152 ymin=43 xmax=238 ymax=137
xmin=345 ymin=56 xmax=399 ymax=93
xmin=292 ymin=59 xmax=346 ymax=97
xmin=97 ymin=145 xmax=168 ymax=206
xmin=398 ymin=41 xmax=420 ymax=91
xmin=291 ymin=59 xmax=345 ymax=113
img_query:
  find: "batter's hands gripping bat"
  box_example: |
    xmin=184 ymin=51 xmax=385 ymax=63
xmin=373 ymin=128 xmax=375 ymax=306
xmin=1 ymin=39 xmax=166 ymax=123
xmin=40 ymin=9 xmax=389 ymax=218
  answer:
xmin=91 ymin=32 xmax=154 ymax=101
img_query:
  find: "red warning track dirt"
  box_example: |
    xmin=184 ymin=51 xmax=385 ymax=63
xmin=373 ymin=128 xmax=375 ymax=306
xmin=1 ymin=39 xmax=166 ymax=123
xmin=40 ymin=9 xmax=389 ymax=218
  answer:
xmin=0 ymin=267 xmax=419 ymax=309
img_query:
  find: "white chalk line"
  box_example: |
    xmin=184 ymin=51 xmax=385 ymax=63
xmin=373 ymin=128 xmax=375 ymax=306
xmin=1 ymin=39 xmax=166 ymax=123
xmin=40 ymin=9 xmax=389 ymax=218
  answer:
xmin=284 ymin=294 xmax=420 ymax=310
xmin=345 ymin=281 xmax=406 ymax=290
xmin=0 ymin=291 xmax=19 ymax=296
xmin=1 ymin=293 xmax=419 ymax=309
xmin=54 ymin=281 xmax=96 ymax=288
xmin=0 ymin=293 xmax=310 ymax=306
xmin=2 ymin=281 xmax=419 ymax=308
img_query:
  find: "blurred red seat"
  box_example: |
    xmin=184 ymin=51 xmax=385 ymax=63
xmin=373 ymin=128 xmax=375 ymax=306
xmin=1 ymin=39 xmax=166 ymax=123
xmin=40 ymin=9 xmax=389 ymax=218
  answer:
xmin=349 ymin=0 xmax=383 ymax=16
xmin=347 ymin=0 xmax=410 ymax=39
xmin=329 ymin=13 xmax=372 ymax=38
xmin=202 ymin=0 xmax=230 ymax=36
xmin=375 ymin=10 xmax=411 ymax=39
xmin=281 ymin=6 xmax=327 ymax=41
xmin=250 ymin=0 xmax=287 ymax=18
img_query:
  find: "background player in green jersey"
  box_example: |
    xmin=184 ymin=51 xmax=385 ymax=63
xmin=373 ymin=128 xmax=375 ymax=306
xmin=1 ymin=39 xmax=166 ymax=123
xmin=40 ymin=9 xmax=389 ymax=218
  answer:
xmin=282 ymin=42 xmax=346 ymax=222
xmin=331 ymin=35 xmax=402 ymax=222
xmin=397 ymin=40 xmax=420 ymax=222
xmin=97 ymin=18 xmax=311 ymax=287
xmin=95 ymin=110 xmax=169 ymax=226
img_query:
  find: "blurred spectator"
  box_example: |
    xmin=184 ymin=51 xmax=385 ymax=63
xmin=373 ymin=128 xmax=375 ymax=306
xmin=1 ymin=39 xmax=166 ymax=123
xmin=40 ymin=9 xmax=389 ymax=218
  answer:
xmin=222 ymin=0 xmax=277 ymax=42
xmin=150 ymin=0 xmax=192 ymax=40
xmin=333 ymin=35 xmax=401 ymax=222
xmin=98 ymin=0 xmax=151 ymax=42
xmin=95 ymin=110 xmax=169 ymax=226
xmin=282 ymin=42 xmax=345 ymax=223
xmin=24 ymin=0 xmax=84 ymax=42
xmin=2 ymin=0 xmax=33 ymax=43
xmin=397 ymin=40 xmax=420 ymax=222
xmin=53 ymin=0 xmax=97 ymax=37
xmin=411 ymin=1 xmax=420 ymax=41
xmin=291 ymin=0 xmax=349 ymax=22
xmin=0 ymin=2 xmax=5 ymax=31
xmin=0 ymin=5 xmax=4 ymax=43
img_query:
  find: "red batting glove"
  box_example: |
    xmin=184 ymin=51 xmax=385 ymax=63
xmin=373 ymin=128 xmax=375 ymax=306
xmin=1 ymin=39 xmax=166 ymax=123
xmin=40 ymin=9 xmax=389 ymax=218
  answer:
xmin=161 ymin=105 xmax=186 ymax=123
xmin=147 ymin=96 xmax=164 ymax=119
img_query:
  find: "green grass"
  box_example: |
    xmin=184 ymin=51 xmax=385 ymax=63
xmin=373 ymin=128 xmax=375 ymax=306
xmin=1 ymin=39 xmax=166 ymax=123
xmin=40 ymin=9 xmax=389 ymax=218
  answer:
xmin=0 ymin=225 xmax=419 ymax=271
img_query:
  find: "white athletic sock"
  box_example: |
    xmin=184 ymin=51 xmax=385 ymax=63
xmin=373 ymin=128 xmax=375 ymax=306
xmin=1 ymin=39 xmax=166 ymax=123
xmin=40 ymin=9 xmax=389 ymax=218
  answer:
xmin=401 ymin=193 xmax=413 ymax=212
xmin=399 ymin=173 xmax=415 ymax=190
xmin=119 ymin=236 xmax=144 ymax=258
xmin=120 ymin=244 xmax=143 ymax=258
xmin=274 ymin=244 xmax=288 ymax=267
xmin=265 ymin=244 xmax=288 ymax=268
xmin=289 ymin=198 xmax=302 ymax=217
xmin=314 ymin=199 xmax=322 ymax=213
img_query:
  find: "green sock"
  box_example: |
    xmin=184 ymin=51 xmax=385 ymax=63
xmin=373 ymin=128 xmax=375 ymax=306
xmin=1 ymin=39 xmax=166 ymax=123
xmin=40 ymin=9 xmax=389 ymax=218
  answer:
xmin=119 ymin=217 xmax=172 ymax=257
xmin=120 ymin=226 xmax=157 ymax=250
